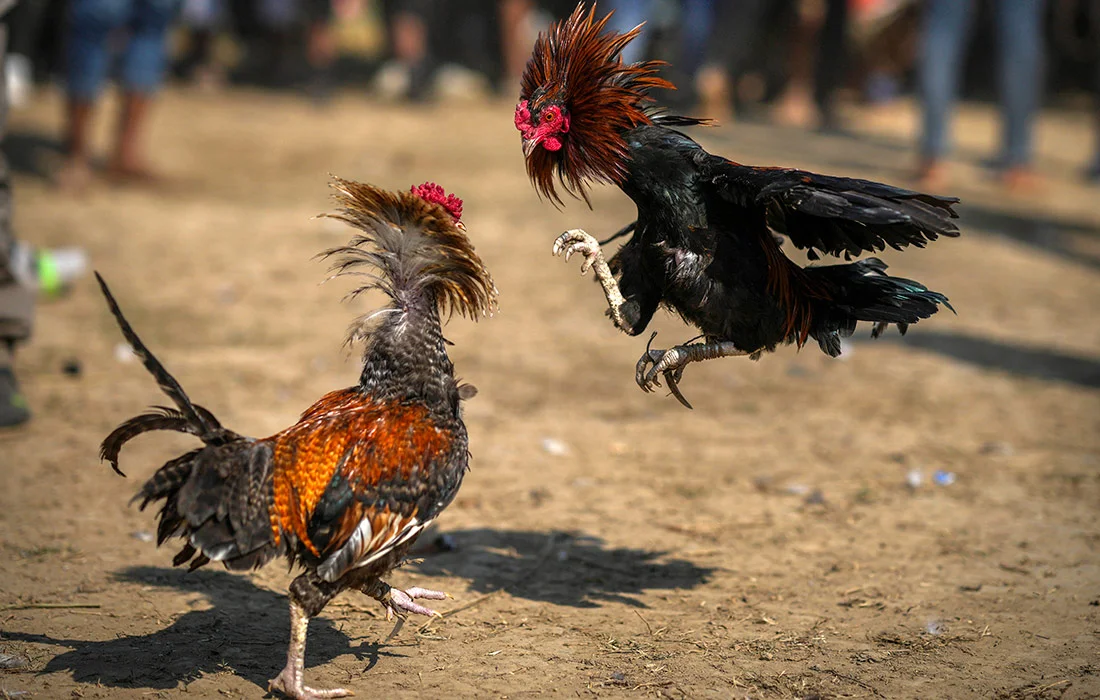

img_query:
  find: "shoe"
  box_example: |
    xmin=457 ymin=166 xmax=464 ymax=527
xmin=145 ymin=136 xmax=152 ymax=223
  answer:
xmin=1085 ymin=156 xmax=1100 ymax=183
xmin=0 ymin=367 xmax=30 ymax=428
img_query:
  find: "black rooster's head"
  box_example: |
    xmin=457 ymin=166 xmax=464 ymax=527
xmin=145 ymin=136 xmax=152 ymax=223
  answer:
xmin=514 ymin=2 xmax=673 ymax=206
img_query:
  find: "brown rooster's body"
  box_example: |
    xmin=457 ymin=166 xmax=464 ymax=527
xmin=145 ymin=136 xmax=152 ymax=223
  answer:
xmin=98 ymin=179 xmax=496 ymax=700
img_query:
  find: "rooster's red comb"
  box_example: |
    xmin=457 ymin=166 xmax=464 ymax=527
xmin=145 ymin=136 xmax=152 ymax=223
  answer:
xmin=411 ymin=182 xmax=463 ymax=223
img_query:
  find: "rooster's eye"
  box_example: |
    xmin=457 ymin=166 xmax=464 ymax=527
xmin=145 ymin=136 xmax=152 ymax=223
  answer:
xmin=543 ymin=112 xmax=554 ymax=123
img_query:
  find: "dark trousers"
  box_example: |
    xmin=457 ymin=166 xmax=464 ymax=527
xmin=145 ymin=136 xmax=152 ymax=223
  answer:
xmin=917 ymin=0 xmax=1046 ymax=166
xmin=0 ymin=22 xmax=36 ymax=366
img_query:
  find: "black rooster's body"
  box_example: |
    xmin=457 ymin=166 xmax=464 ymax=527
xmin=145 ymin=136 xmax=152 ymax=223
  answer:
xmin=516 ymin=6 xmax=958 ymax=406
xmin=612 ymin=123 xmax=955 ymax=357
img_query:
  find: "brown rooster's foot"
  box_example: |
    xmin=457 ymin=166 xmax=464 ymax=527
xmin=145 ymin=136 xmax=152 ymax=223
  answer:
xmin=268 ymin=665 xmax=354 ymax=700
xmin=383 ymin=586 xmax=449 ymax=620
xmin=552 ymin=229 xmax=604 ymax=275
xmin=363 ymin=579 xmax=449 ymax=621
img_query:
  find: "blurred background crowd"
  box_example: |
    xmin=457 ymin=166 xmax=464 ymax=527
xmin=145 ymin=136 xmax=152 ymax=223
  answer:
xmin=1 ymin=0 xmax=1099 ymax=427
xmin=4 ymin=0 xmax=1100 ymax=189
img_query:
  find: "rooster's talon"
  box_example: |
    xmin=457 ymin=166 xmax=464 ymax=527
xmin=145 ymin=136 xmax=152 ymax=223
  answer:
xmin=635 ymin=345 xmax=693 ymax=408
xmin=553 ymin=230 xmax=602 ymax=277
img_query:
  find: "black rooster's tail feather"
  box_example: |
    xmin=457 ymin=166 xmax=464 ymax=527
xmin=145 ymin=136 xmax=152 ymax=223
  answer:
xmin=96 ymin=273 xmax=239 ymax=475
xmin=808 ymin=258 xmax=953 ymax=357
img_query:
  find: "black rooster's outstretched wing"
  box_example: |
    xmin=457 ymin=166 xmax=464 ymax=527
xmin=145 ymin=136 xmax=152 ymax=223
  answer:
xmin=702 ymin=157 xmax=960 ymax=260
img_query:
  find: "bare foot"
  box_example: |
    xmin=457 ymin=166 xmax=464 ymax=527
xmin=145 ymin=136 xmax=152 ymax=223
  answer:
xmin=772 ymin=85 xmax=815 ymax=129
xmin=268 ymin=665 xmax=354 ymax=700
xmin=105 ymin=159 xmax=169 ymax=188
xmin=381 ymin=586 xmax=448 ymax=620
xmin=999 ymin=166 xmax=1044 ymax=196
xmin=55 ymin=157 xmax=92 ymax=195
xmin=913 ymin=159 xmax=949 ymax=193
xmin=695 ymin=64 xmax=733 ymax=124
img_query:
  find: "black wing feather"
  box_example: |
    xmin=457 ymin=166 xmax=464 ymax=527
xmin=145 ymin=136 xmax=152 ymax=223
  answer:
xmin=706 ymin=160 xmax=960 ymax=259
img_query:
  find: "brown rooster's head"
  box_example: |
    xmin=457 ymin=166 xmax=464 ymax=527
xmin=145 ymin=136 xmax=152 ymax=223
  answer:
xmin=411 ymin=181 xmax=465 ymax=229
xmin=515 ymin=3 xmax=674 ymax=205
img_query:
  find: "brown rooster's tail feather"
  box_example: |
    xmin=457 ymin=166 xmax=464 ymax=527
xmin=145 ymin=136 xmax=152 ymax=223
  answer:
xmin=130 ymin=440 xmax=282 ymax=572
xmin=98 ymin=273 xmax=279 ymax=572
xmin=318 ymin=177 xmax=498 ymax=345
xmin=96 ymin=273 xmax=239 ymax=475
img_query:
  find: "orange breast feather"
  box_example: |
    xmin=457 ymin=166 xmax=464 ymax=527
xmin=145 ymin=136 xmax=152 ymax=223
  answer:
xmin=268 ymin=389 xmax=451 ymax=557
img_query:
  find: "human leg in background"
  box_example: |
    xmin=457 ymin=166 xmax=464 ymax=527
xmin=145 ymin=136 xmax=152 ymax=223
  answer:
xmin=498 ymin=0 xmax=533 ymax=91
xmin=915 ymin=0 xmax=975 ymax=190
xmin=1087 ymin=0 xmax=1100 ymax=182
xmin=694 ymin=0 xmax=769 ymax=122
xmin=605 ymin=0 xmax=651 ymax=65
xmin=109 ymin=0 xmax=181 ymax=182
xmin=303 ymin=0 xmax=336 ymax=101
xmin=994 ymin=0 xmax=1046 ymax=192
xmin=58 ymin=0 xmax=132 ymax=192
xmin=811 ymin=0 xmax=849 ymax=131
xmin=773 ymin=0 xmax=823 ymax=128
xmin=678 ymin=0 xmax=714 ymax=78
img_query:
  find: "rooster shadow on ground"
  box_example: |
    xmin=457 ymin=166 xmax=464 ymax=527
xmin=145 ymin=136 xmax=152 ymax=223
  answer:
xmin=855 ymin=329 xmax=1100 ymax=389
xmin=2 ymin=530 xmax=714 ymax=692
xmin=406 ymin=528 xmax=716 ymax=609
xmin=0 ymin=566 xmax=400 ymax=693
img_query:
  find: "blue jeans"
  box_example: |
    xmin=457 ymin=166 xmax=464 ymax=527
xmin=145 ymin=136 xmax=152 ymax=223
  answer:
xmin=606 ymin=0 xmax=715 ymax=69
xmin=66 ymin=0 xmax=181 ymax=99
xmin=918 ymin=0 xmax=1045 ymax=167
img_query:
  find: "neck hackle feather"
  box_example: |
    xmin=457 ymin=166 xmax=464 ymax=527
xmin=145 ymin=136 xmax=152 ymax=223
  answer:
xmin=520 ymin=3 xmax=675 ymax=205
xmin=319 ymin=177 xmax=498 ymax=345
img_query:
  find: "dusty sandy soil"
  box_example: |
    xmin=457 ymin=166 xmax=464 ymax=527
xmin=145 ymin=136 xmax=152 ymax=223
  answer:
xmin=1 ymin=88 xmax=1098 ymax=699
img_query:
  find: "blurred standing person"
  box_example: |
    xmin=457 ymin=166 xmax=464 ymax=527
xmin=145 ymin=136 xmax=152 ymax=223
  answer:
xmin=606 ymin=0 xmax=651 ymax=64
xmin=177 ymin=0 xmax=226 ymax=89
xmin=694 ymin=0 xmax=847 ymax=129
xmin=1089 ymin=59 xmax=1100 ymax=182
xmin=695 ymin=0 xmax=767 ymax=122
xmin=303 ymin=0 xmax=336 ymax=99
xmin=916 ymin=0 xmax=1046 ymax=192
xmin=57 ymin=0 xmax=182 ymax=191
xmin=607 ymin=0 xmax=714 ymax=110
xmin=499 ymin=0 xmax=534 ymax=90
xmin=373 ymin=0 xmax=436 ymax=101
xmin=772 ymin=0 xmax=849 ymax=130
xmin=677 ymin=0 xmax=716 ymax=77
xmin=0 ymin=0 xmax=32 ymax=426
xmin=1086 ymin=0 xmax=1100 ymax=182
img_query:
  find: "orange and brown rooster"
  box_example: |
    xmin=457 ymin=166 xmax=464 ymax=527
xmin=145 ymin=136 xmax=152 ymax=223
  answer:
xmin=516 ymin=4 xmax=959 ymax=408
xmin=97 ymin=179 xmax=496 ymax=699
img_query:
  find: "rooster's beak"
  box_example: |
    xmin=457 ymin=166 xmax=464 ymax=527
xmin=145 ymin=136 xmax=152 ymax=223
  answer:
xmin=522 ymin=138 xmax=539 ymax=158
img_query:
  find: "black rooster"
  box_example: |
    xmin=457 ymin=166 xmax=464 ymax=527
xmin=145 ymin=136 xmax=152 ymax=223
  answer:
xmin=515 ymin=4 xmax=959 ymax=408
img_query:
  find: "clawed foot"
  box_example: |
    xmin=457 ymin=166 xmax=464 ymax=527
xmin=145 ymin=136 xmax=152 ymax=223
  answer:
xmin=380 ymin=586 xmax=449 ymax=621
xmin=553 ymin=229 xmax=604 ymax=275
xmin=635 ymin=333 xmax=693 ymax=409
xmin=268 ymin=665 xmax=354 ymax=700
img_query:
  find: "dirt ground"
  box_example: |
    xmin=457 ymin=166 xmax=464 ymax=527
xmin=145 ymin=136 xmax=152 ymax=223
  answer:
xmin=1 ymin=87 xmax=1098 ymax=699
